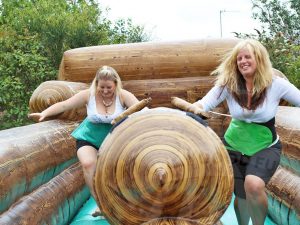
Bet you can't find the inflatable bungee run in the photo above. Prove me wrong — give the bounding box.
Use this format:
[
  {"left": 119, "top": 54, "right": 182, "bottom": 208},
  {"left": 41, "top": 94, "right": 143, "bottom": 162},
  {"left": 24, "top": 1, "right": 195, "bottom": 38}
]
[{"left": 0, "top": 39, "right": 299, "bottom": 225}]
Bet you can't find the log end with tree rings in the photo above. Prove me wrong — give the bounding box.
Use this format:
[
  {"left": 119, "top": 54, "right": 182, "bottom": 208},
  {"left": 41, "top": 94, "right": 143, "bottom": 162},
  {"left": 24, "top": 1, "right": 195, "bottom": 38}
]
[
  {"left": 29, "top": 80, "right": 89, "bottom": 121},
  {"left": 94, "top": 108, "right": 233, "bottom": 225}
]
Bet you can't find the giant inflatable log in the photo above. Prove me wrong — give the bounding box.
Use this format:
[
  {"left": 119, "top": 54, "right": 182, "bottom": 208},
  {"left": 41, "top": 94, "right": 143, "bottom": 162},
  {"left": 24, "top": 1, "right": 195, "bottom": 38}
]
[
  {"left": 123, "top": 76, "right": 216, "bottom": 108},
  {"left": 275, "top": 106, "right": 300, "bottom": 173},
  {"left": 267, "top": 167, "right": 300, "bottom": 225},
  {"left": 0, "top": 163, "right": 89, "bottom": 225},
  {"left": 94, "top": 108, "right": 233, "bottom": 225},
  {"left": 29, "top": 81, "right": 89, "bottom": 121},
  {"left": 265, "top": 106, "right": 300, "bottom": 224},
  {"left": 28, "top": 76, "right": 218, "bottom": 119},
  {"left": 58, "top": 39, "right": 240, "bottom": 82},
  {"left": 0, "top": 120, "right": 78, "bottom": 213}
]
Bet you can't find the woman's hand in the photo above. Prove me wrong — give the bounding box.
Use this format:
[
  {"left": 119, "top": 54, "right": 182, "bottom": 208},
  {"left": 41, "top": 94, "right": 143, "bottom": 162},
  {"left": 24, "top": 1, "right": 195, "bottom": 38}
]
[{"left": 28, "top": 112, "right": 46, "bottom": 122}]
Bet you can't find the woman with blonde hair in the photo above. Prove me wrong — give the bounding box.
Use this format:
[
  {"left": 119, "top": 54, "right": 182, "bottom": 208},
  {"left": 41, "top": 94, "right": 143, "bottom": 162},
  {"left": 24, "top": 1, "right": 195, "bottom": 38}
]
[
  {"left": 29, "top": 65, "right": 139, "bottom": 216},
  {"left": 191, "top": 39, "right": 300, "bottom": 225}
]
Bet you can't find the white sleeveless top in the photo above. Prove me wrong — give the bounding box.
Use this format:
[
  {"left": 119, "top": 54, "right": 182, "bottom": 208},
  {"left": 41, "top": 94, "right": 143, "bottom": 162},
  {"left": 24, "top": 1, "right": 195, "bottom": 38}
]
[{"left": 87, "top": 94, "right": 126, "bottom": 123}]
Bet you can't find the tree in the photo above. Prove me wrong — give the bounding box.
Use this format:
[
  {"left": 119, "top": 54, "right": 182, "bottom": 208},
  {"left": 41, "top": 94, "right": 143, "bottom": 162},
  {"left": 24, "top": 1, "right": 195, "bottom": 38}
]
[
  {"left": 252, "top": 0, "right": 300, "bottom": 43},
  {"left": 248, "top": 0, "right": 300, "bottom": 88},
  {"left": 110, "top": 18, "right": 152, "bottom": 44},
  {"left": 0, "top": 0, "right": 151, "bottom": 68},
  {"left": 0, "top": 0, "right": 151, "bottom": 130},
  {"left": 0, "top": 27, "right": 57, "bottom": 129}
]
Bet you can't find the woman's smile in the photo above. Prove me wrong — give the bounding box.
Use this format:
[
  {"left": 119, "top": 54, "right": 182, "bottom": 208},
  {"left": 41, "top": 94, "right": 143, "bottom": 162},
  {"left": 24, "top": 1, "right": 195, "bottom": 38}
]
[{"left": 237, "top": 48, "right": 257, "bottom": 78}]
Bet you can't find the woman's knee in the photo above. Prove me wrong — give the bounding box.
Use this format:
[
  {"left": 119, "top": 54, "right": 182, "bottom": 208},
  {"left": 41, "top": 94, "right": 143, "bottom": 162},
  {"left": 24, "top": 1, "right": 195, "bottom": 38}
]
[
  {"left": 80, "top": 157, "right": 97, "bottom": 171},
  {"left": 77, "top": 146, "right": 97, "bottom": 170},
  {"left": 244, "top": 175, "right": 265, "bottom": 197}
]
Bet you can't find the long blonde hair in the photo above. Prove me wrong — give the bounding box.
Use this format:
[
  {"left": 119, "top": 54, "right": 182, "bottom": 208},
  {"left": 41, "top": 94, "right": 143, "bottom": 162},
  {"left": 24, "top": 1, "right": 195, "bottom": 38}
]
[
  {"left": 212, "top": 39, "right": 273, "bottom": 109},
  {"left": 90, "top": 65, "right": 122, "bottom": 96}
]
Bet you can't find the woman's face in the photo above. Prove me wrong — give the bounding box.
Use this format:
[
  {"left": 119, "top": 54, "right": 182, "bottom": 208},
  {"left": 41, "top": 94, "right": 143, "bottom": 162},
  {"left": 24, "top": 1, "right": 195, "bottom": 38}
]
[
  {"left": 97, "top": 79, "right": 116, "bottom": 98},
  {"left": 237, "top": 47, "right": 257, "bottom": 79}
]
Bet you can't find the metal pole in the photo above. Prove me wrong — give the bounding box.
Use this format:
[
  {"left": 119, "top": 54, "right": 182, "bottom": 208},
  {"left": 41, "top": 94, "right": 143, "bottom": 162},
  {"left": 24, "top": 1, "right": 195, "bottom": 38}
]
[
  {"left": 219, "top": 9, "right": 239, "bottom": 38},
  {"left": 220, "top": 10, "right": 223, "bottom": 38}
]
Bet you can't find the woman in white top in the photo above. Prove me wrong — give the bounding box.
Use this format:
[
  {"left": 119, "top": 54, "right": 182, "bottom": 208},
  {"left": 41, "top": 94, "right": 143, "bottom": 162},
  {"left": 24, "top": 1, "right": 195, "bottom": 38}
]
[
  {"left": 29, "top": 66, "right": 139, "bottom": 215},
  {"left": 191, "top": 39, "right": 300, "bottom": 225}
]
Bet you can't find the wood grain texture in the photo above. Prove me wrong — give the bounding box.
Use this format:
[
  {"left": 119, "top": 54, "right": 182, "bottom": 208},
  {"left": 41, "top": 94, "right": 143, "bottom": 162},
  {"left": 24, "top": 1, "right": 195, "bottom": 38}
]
[
  {"left": 0, "top": 120, "right": 78, "bottom": 213},
  {"left": 171, "top": 97, "right": 211, "bottom": 119},
  {"left": 0, "top": 163, "right": 87, "bottom": 225},
  {"left": 123, "top": 76, "right": 215, "bottom": 108},
  {"left": 261, "top": 106, "right": 300, "bottom": 225},
  {"left": 111, "top": 97, "right": 152, "bottom": 125},
  {"left": 266, "top": 166, "right": 300, "bottom": 225},
  {"left": 94, "top": 108, "right": 233, "bottom": 225},
  {"left": 58, "top": 39, "right": 240, "bottom": 82},
  {"left": 275, "top": 106, "right": 300, "bottom": 174},
  {"left": 142, "top": 217, "right": 223, "bottom": 225},
  {"left": 29, "top": 80, "right": 89, "bottom": 121}
]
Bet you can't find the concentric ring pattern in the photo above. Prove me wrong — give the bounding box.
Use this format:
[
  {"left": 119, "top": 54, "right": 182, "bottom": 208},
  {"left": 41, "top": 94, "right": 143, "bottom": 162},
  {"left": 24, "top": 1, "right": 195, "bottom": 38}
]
[
  {"left": 94, "top": 108, "right": 233, "bottom": 225},
  {"left": 29, "top": 81, "right": 88, "bottom": 120}
]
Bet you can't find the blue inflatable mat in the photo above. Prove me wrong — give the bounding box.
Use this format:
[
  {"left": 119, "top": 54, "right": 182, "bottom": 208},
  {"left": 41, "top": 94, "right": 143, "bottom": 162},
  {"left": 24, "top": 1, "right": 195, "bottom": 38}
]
[{"left": 70, "top": 196, "right": 276, "bottom": 225}]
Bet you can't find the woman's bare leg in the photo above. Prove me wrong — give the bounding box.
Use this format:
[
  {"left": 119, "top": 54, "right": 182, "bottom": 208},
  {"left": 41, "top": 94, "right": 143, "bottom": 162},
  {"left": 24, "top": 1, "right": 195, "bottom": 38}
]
[
  {"left": 77, "top": 146, "right": 103, "bottom": 216},
  {"left": 77, "top": 146, "right": 98, "bottom": 199},
  {"left": 245, "top": 175, "right": 267, "bottom": 225},
  {"left": 234, "top": 197, "right": 250, "bottom": 225}
]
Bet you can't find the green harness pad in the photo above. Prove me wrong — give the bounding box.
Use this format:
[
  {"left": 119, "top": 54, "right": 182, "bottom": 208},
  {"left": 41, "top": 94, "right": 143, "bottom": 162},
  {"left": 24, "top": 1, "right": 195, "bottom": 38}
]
[
  {"left": 224, "top": 119, "right": 273, "bottom": 156},
  {"left": 71, "top": 118, "right": 112, "bottom": 149}
]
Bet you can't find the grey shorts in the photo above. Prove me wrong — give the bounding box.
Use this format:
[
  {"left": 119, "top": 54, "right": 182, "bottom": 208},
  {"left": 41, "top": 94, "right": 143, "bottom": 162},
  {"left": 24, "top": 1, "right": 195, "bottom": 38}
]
[{"left": 227, "top": 141, "right": 281, "bottom": 199}]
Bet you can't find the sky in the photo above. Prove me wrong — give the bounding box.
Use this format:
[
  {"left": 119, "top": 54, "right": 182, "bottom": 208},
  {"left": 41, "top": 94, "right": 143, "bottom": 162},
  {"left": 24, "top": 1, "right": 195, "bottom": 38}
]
[{"left": 97, "top": 0, "right": 262, "bottom": 41}]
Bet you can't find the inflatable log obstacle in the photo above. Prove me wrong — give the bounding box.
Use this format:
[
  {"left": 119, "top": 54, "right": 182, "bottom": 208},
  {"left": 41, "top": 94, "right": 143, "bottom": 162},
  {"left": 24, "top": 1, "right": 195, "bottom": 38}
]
[
  {"left": 94, "top": 108, "right": 233, "bottom": 225},
  {"left": 1, "top": 39, "right": 299, "bottom": 225},
  {"left": 0, "top": 120, "right": 90, "bottom": 224},
  {"left": 57, "top": 39, "right": 239, "bottom": 82}
]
